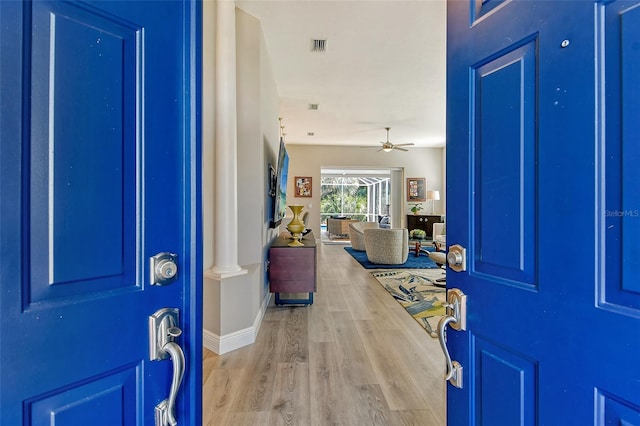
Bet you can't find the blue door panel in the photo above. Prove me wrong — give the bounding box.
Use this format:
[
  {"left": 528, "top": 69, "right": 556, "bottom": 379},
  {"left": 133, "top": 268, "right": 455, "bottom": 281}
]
[
  {"left": 597, "top": 390, "right": 640, "bottom": 425},
  {"left": 447, "top": 0, "right": 640, "bottom": 423},
  {"left": 620, "top": 4, "right": 640, "bottom": 295},
  {"left": 475, "top": 337, "right": 536, "bottom": 426},
  {"left": 2, "top": 295, "right": 146, "bottom": 412},
  {"left": 471, "top": 0, "right": 508, "bottom": 23},
  {"left": 1, "top": 1, "right": 202, "bottom": 424},
  {"left": 29, "top": 1, "right": 139, "bottom": 302},
  {"left": 29, "top": 366, "right": 138, "bottom": 426},
  {"left": 472, "top": 39, "right": 537, "bottom": 288},
  {"left": 604, "top": 1, "right": 640, "bottom": 311}
]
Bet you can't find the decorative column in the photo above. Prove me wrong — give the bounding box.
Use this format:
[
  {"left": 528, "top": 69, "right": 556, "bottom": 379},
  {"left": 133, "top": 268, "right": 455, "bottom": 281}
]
[{"left": 210, "top": 0, "right": 244, "bottom": 277}]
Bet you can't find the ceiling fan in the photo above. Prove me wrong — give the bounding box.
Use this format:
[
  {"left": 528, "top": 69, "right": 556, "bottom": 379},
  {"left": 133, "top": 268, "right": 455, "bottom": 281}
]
[{"left": 362, "top": 127, "right": 414, "bottom": 152}]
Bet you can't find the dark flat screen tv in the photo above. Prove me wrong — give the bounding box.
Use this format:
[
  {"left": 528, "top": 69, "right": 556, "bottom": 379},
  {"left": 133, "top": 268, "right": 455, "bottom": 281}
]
[{"left": 271, "top": 139, "right": 289, "bottom": 228}]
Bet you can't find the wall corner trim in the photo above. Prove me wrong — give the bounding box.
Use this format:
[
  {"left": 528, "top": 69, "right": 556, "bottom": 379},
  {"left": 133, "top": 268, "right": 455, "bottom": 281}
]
[
  {"left": 203, "top": 292, "right": 271, "bottom": 355},
  {"left": 204, "top": 267, "right": 248, "bottom": 280}
]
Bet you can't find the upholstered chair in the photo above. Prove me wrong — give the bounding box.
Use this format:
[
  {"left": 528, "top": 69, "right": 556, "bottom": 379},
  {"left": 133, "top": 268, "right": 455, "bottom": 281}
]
[
  {"left": 327, "top": 218, "right": 358, "bottom": 238},
  {"left": 349, "top": 221, "right": 380, "bottom": 251},
  {"left": 364, "top": 228, "right": 409, "bottom": 265},
  {"left": 433, "top": 222, "right": 446, "bottom": 243}
]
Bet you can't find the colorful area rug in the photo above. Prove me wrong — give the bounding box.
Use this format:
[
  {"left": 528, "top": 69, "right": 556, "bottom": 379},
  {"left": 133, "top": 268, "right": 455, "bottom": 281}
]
[
  {"left": 370, "top": 269, "right": 446, "bottom": 337},
  {"left": 344, "top": 246, "right": 439, "bottom": 269}
]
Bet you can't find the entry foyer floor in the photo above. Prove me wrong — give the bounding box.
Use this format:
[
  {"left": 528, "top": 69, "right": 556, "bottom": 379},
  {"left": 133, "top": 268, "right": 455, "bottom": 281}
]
[{"left": 202, "top": 241, "right": 446, "bottom": 425}]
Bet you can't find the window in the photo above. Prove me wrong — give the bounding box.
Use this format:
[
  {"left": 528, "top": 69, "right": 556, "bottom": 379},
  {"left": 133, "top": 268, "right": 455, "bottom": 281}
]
[{"left": 320, "top": 174, "right": 391, "bottom": 225}]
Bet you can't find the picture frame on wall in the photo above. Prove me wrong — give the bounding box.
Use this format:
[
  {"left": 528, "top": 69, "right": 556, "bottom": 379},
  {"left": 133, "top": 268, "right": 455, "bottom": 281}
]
[
  {"left": 407, "top": 177, "right": 426, "bottom": 202},
  {"left": 295, "top": 176, "right": 312, "bottom": 197}
]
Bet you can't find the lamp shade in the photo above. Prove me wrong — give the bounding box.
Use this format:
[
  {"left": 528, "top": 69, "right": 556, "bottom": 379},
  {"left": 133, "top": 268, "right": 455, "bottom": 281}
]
[{"left": 427, "top": 190, "right": 440, "bottom": 201}]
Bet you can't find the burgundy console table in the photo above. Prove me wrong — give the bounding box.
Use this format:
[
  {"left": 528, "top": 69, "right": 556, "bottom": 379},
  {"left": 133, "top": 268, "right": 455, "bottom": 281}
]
[{"left": 268, "top": 232, "right": 317, "bottom": 305}]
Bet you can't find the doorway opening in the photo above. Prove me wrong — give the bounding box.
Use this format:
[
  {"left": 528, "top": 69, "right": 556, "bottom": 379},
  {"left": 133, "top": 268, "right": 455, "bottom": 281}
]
[{"left": 320, "top": 167, "right": 402, "bottom": 241}]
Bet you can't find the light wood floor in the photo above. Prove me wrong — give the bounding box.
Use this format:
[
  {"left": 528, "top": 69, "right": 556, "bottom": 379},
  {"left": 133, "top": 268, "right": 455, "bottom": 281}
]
[{"left": 202, "top": 242, "right": 446, "bottom": 425}]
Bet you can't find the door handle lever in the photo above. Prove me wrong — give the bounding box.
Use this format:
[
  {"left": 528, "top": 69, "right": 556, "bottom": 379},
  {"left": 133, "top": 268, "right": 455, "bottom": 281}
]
[
  {"left": 160, "top": 341, "right": 185, "bottom": 426},
  {"left": 150, "top": 308, "right": 186, "bottom": 426},
  {"left": 437, "top": 289, "right": 466, "bottom": 389},
  {"left": 438, "top": 314, "right": 463, "bottom": 388}
]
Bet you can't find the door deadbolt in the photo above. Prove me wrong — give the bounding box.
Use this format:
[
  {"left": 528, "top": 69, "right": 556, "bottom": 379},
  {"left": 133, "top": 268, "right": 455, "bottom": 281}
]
[
  {"left": 150, "top": 252, "right": 178, "bottom": 285},
  {"left": 447, "top": 245, "right": 466, "bottom": 272}
]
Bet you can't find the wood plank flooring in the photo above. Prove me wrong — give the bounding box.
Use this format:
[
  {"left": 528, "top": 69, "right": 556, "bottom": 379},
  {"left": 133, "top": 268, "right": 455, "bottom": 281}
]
[{"left": 203, "top": 242, "right": 446, "bottom": 425}]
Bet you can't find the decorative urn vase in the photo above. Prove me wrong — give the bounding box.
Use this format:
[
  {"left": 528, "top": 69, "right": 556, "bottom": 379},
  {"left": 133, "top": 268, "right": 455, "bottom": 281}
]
[{"left": 286, "top": 205, "right": 305, "bottom": 247}]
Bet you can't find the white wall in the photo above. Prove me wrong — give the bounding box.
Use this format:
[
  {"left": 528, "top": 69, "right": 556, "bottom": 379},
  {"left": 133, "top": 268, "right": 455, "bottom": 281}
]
[
  {"left": 236, "top": 10, "right": 262, "bottom": 265},
  {"left": 441, "top": 144, "right": 447, "bottom": 218},
  {"left": 202, "top": 1, "right": 215, "bottom": 271},
  {"left": 202, "top": 0, "right": 218, "bottom": 336},
  {"left": 284, "top": 144, "right": 445, "bottom": 235},
  {"left": 202, "top": 4, "right": 281, "bottom": 354}
]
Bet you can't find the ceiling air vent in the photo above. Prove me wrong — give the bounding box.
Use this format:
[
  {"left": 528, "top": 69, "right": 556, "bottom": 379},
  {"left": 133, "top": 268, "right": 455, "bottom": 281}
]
[
  {"left": 308, "top": 103, "right": 319, "bottom": 110},
  {"left": 311, "top": 39, "right": 327, "bottom": 52}
]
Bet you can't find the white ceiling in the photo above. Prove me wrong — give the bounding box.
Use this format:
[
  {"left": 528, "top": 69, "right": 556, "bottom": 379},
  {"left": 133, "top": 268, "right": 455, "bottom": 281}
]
[
  {"left": 235, "top": 0, "right": 447, "bottom": 148},
  {"left": 321, "top": 167, "right": 392, "bottom": 177}
]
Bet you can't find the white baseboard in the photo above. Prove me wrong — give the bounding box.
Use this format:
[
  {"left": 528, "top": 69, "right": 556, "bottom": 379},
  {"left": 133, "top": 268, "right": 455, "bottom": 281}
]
[{"left": 203, "top": 293, "right": 271, "bottom": 355}]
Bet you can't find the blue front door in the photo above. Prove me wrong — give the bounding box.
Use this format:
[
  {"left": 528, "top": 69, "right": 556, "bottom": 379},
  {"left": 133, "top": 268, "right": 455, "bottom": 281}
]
[
  {"left": 447, "top": 0, "right": 640, "bottom": 423},
  {"left": 0, "top": 1, "right": 202, "bottom": 424}
]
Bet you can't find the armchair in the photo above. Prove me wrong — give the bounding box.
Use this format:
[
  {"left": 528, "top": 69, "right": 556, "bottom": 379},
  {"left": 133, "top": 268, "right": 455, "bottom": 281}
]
[
  {"left": 364, "top": 228, "right": 409, "bottom": 265},
  {"left": 349, "top": 221, "right": 380, "bottom": 251},
  {"left": 433, "top": 222, "right": 446, "bottom": 243},
  {"left": 327, "top": 218, "right": 357, "bottom": 239}
]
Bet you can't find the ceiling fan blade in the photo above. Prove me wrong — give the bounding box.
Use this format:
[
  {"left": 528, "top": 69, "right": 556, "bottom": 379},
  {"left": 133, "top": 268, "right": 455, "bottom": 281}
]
[{"left": 369, "top": 128, "right": 412, "bottom": 152}]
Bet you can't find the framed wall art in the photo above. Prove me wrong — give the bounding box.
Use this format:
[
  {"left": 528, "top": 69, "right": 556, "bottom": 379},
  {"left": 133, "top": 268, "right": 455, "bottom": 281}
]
[
  {"left": 295, "top": 176, "right": 312, "bottom": 197},
  {"left": 406, "top": 177, "right": 426, "bottom": 202}
]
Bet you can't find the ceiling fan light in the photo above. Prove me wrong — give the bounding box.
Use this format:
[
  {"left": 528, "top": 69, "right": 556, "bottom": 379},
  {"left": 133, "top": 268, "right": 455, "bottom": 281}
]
[{"left": 382, "top": 147, "right": 393, "bottom": 153}]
